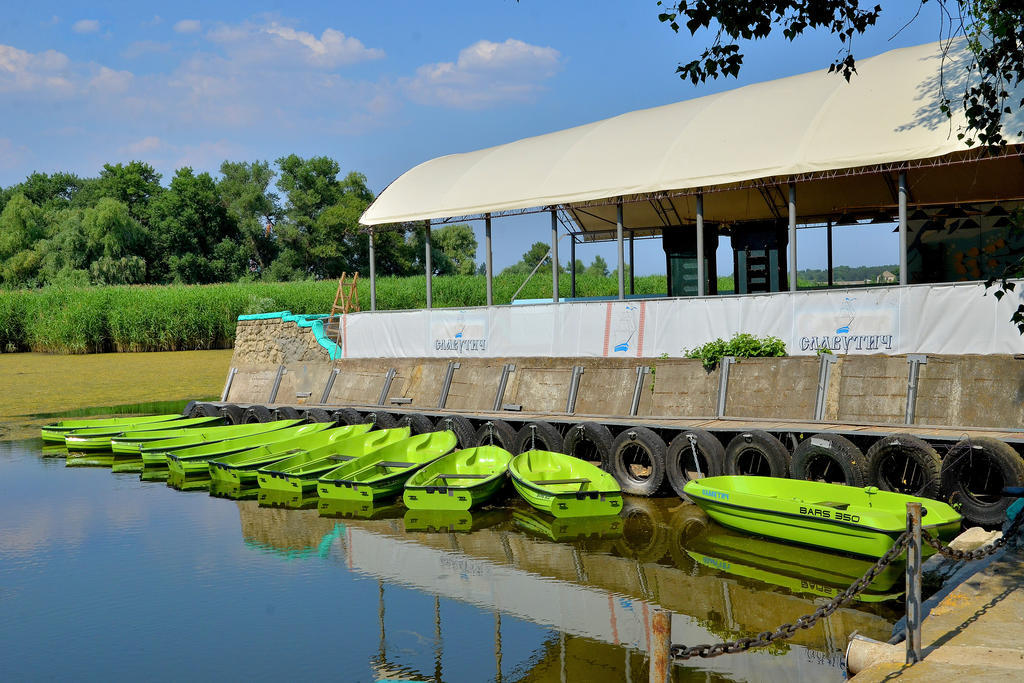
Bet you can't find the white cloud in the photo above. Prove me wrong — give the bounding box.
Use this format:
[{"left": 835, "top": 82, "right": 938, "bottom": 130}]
[
  {"left": 0, "top": 138, "right": 30, "bottom": 169},
  {"left": 174, "top": 19, "right": 201, "bottom": 34},
  {"left": 122, "top": 40, "right": 172, "bottom": 59},
  {"left": 72, "top": 19, "right": 101, "bottom": 34},
  {"left": 406, "top": 38, "right": 562, "bottom": 108},
  {"left": 0, "top": 45, "right": 74, "bottom": 94},
  {"left": 144, "top": 16, "right": 163, "bottom": 27},
  {"left": 207, "top": 20, "right": 385, "bottom": 68},
  {"left": 89, "top": 66, "right": 133, "bottom": 92},
  {"left": 118, "top": 136, "right": 163, "bottom": 155}
]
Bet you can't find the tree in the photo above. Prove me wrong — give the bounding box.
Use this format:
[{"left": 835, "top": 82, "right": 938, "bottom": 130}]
[
  {"left": 586, "top": 254, "right": 609, "bottom": 277},
  {"left": 432, "top": 224, "right": 478, "bottom": 275},
  {"left": 499, "top": 241, "right": 551, "bottom": 276},
  {"left": 217, "top": 160, "right": 282, "bottom": 275},
  {"left": 656, "top": 1, "right": 1024, "bottom": 147},
  {"left": 97, "top": 161, "right": 163, "bottom": 224}
]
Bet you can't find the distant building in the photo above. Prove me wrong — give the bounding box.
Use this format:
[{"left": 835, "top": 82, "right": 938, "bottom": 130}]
[{"left": 876, "top": 271, "right": 897, "bottom": 283}]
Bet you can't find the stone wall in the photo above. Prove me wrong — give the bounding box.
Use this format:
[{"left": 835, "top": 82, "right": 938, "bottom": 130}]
[{"left": 230, "top": 319, "right": 328, "bottom": 369}]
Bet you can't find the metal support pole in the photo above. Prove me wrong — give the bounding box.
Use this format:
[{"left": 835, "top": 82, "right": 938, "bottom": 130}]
[
  {"left": 220, "top": 367, "right": 238, "bottom": 402},
  {"left": 320, "top": 368, "right": 339, "bottom": 404},
  {"left": 629, "top": 366, "right": 650, "bottom": 416},
  {"left": 377, "top": 368, "right": 397, "bottom": 406},
  {"left": 570, "top": 235, "right": 577, "bottom": 298},
  {"left": 826, "top": 220, "right": 834, "bottom": 288},
  {"left": 696, "top": 193, "right": 706, "bottom": 296},
  {"left": 551, "top": 209, "right": 560, "bottom": 303},
  {"left": 268, "top": 365, "right": 285, "bottom": 403},
  {"left": 629, "top": 231, "right": 635, "bottom": 295},
  {"left": 905, "top": 502, "right": 923, "bottom": 664},
  {"left": 368, "top": 228, "right": 377, "bottom": 311},
  {"left": 437, "top": 361, "right": 460, "bottom": 409},
  {"left": 650, "top": 609, "right": 671, "bottom": 683},
  {"left": 716, "top": 356, "right": 736, "bottom": 417},
  {"left": 905, "top": 354, "right": 928, "bottom": 424},
  {"left": 565, "top": 366, "right": 585, "bottom": 414},
  {"left": 485, "top": 213, "right": 493, "bottom": 307},
  {"left": 617, "top": 199, "right": 625, "bottom": 300},
  {"left": 424, "top": 220, "right": 433, "bottom": 309},
  {"left": 493, "top": 363, "right": 515, "bottom": 412},
  {"left": 899, "top": 171, "right": 909, "bottom": 286},
  {"left": 788, "top": 182, "right": 797, "bottom": 292},
  {"left": 813, "top": 353, "right": 838, "bottom": 421}
]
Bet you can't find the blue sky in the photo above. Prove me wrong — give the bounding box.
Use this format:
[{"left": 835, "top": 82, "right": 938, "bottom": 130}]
[{"left": 0, "top": 2, "right": 945, "bottom": 274}]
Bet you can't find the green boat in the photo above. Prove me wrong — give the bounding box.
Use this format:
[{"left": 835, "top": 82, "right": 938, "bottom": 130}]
[
  {"left": 403, "top": 508, "right": 509, "bottom": 533},
  {"left": 686, "top": 523, "right": 904, "bottom": 603},
  {"left": 257, "top": 427, "right": 412, "bottom": 493},
  {"left": 165, "top": 422, "right": 333, "bottom": 478},
  {"left": 509, "top": 450, "right": 623, "bottom": 518},
  {"left": 683, "top": 475, "right": 962, "bottom": 558},
  {"left": 208, "top": 423, "right": 373, "bottom": 486},
  {"left": 108, "top": 417, "right": 228, "bottom": 454},
  {"left": 43, "top": 414, "right": 183, "bottom": 443},
  {"left": 317, "top": 431, "right": 457, "bottom": 502},
  {"left": 138, "top": 420, "right": 302, "bottom": 471},
  {"left": 402, "top": 446, "right": 512, "bottom": 511},
  {"left": 65, "top": 416, "right": 223, "bottom": 452}
]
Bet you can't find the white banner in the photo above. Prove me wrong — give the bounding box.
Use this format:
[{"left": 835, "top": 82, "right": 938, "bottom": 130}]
[{"left": 336, "top": 281, "right": 1024, "bottom": 359}]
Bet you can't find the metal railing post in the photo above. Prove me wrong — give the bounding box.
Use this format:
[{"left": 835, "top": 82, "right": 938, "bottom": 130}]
[{"left": 905, "top": 501, "right": 923, "bottom": 664}]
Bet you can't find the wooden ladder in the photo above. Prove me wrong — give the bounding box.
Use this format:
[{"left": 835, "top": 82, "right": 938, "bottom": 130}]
[{"left": 331, "top": 272, "right": 360, "bottom": 315}]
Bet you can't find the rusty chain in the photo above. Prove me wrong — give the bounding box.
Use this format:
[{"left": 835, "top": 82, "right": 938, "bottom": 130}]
[
  {"left": 922, "top": 502, "right": 1024, "bottom": 561},
  {"left": 671, "top": 532, "right": 912, "bottom": 660},
  {"left": 672, "top": 505, "right": 1024, "bottom": 660}
]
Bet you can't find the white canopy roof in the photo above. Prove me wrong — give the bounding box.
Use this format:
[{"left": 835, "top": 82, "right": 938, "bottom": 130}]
[{"left": 360, "top": 40, "right": 1024, "bottom": 231}]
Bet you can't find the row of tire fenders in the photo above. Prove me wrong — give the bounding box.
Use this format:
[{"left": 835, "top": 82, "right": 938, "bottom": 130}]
[{"left": 192, "top": 402, "right": 1024, "bottom": 528}]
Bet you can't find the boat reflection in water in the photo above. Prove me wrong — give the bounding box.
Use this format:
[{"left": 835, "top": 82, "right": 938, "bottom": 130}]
[
  {"left": 209, "top": 481, "right": 259, "bottom": 500},
  {"left": 166, "top": 470, "right": 213, "bottom": 492},
  {"left": 321, "top": 497, "right": 406, "bottom": 521},
  {"left": 258, "top": 488, "right": 319, "bottom": 510},
  {"left": 403, "top": 507, "right": 509, "bottom": 533},
  {"left": 234, "top": 495, "right": 897, "bottom": 681}
]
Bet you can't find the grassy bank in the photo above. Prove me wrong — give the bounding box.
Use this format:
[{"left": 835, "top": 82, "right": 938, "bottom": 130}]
[{"left": 1, "top": 273, "right": 732, "bottom": 354}]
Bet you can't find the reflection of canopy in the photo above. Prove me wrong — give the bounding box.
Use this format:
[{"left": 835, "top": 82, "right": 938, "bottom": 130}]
[{"left": 360, "top": 40, "right": 1024, "bottom": 235}]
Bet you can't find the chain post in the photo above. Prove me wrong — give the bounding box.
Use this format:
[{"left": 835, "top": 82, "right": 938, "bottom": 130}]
[{"left": 905, "top": 502, "right": 923, "bottom": 664}]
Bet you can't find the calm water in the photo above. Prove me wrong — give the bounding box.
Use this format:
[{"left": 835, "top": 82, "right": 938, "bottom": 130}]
[{"left": 0, "top": 434, "right": 899, "bottom": 682}]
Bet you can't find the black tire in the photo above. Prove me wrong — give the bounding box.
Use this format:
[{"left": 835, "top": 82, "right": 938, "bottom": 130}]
[
  {"left": 609, "top": 426, "right": 667, "bottom": 496},
  {"left": 397, "top": 413, "right": 436, "bottom": 435},
  {"left": 866, "top": 434, "right": 942, "bottom": 498},
  {"left": 244, "top": 405, "right": 273, "bottom": 423},
  {"left": 191, "top": 402, "right": 221, "bottom": 419},
  {"left": 941, "top": 437, "right": 1024, "bottom": 526},
  {"left": 474, "top": 419, "right": 518, "bottom": 450},
  {"left": 668, "top": 503, "right": 710, "bottom": 568},
  {"left": 563, "top": 423, "right": 614, "bottom": 471},
  {"left": 333, "top": 408, "right": 365, "bottom": 426},
  {"left": 666, "top": 429, "right": 725, "bottom": 498},
  {"left": 514, "top": 421, "right": 565, "bottom": 454},
  {"left": 615, "top": 498, "right": 670, "bottom": 563},
  {"left": 792, "top": 433, "right": 868, "bottom": 487},
  {"left": 365, "top": 411, "right": 397, "bottom": 429},
  {"left": 220, "top": 404, "right": 247, "bottom": 425},
  {"left": 275, "top": 406, "right": 303, "bottom": 421},
  {"left": 434, "top": 415, "right": 476, "bottom": 449},
  {"left": 304, "top": 408, "right": 334, "bottom": 424},
  {"left": 724, "top": 430, "right": 790, "bottom": 478}
]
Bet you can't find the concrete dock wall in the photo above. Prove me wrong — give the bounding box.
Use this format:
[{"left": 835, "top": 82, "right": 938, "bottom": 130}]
[{"left": 225, "top": 317, "right": 1024, "bottom": 431}]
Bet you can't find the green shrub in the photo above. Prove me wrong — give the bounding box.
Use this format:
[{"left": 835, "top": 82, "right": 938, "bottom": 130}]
[{"left": 685, "top": 333, "right": 787, "bottom": 371}]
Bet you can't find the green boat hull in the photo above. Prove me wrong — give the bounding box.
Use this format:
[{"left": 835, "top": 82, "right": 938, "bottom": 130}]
[
  {"left": 41, "top": 414, "right": 182, "bottom": 442},
  {"left": 63, "top": 416, "right": 222, "bottom": 451},
  {"left": 683, "top": 475, "right": 962, "bottom": 558},
  {"left": 128, "top": 420, "right": 302, "bottom": 457},
  {"left": 403, "top": 446, "right": 511, "bottom": 511},
  {"left": 316, "top": 431, "right": 457, "bottom": 501},
  {"left": 208, "top": 424, "right": 373, "bottom": 486},
  {"left": 257, "top": 427, "right": 411, "bottom": 493},
  {"left": 509, "top": 450, "right": 623, "bottom": 518},
  {"left": 165, "top": 423, "right": 331, "bottom": 478}
]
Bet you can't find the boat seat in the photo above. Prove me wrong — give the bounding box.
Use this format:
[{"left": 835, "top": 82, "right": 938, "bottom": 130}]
[
  {"left": 376, "top": 460, "right": 416, "bottom": 468},
  {"left": 533, "top": 478, "right": 590, "bottom": 485},
  {"left": 435, "top": 473, "right": 489, "bottom": 480},
  {"left": 327, "top": 454, "right": 356, "bottom": 461},
  {"left": 814, "top": 501, "right": 850, "bottom": 510}
]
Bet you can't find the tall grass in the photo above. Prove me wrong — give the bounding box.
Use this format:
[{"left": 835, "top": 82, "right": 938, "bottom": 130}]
[{"left": 0, "top": 272, "right": 728, "bottom": 354}]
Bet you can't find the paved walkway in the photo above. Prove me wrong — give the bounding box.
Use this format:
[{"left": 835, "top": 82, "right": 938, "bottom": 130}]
[{"left": 852, "top": 544, "right": 1024, "bottom": 681}]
